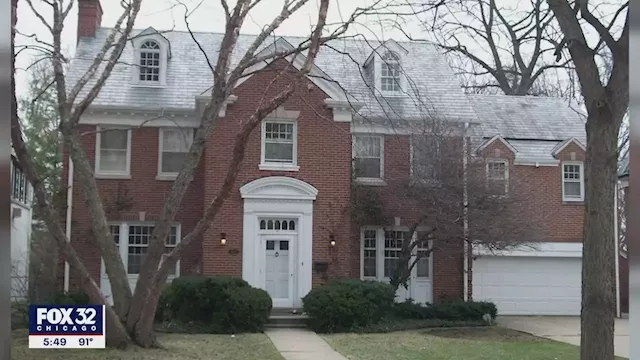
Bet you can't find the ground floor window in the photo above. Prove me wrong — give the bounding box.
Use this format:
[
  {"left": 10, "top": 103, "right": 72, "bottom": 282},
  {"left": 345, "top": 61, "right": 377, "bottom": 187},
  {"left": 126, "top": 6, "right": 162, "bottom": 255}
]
[
  {"left": 104, "top": 222, "right": 180, "bottom": 277},
  {"left": 361, "top": 227, "right": 431, "bottom": 281}
]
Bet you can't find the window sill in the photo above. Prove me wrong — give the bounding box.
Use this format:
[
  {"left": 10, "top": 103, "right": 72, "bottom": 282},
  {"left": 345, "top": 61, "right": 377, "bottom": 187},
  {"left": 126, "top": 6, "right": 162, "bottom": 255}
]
[
  {"left": 156, "top": 174, "right": 178, "bottom": 181},
  {"left": 259, "top": 163, "right": 300, "bottom": 172},
  {"left": 130, "top": 83, "right": 166, "bottom": 89},
  {"left": 563, "top": 200, "right": 584, "bottom": 205},
  {"left": 355, "top": 178, "right": 387, "bottom": 186},
  {"left": 95, "top": 173, "right": 131, "bottom": 180}
]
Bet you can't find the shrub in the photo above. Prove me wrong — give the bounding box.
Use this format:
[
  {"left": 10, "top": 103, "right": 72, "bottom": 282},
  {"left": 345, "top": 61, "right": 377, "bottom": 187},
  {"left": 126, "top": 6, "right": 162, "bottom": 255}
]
[
  {"left": 392, "top": 299, "right": 434, "bottom": 319},
  {"left": 158, "top": 276, "right": 272, "bottom": 333},
  {"left": 11, "top": 301, "right": 29, "bottom": 329},
  {"left": 166, "top": 276, "right": 250, "bottom": 323},
  {"left": 211, "top": 287, "right": 272, "bottom": 333},
  {"left": 432, "top": 300, "right": 497, "bottom": 322},
  {"left": 53, "top": 290, "right": 90, "bottom": 305},
  {"left": 392, "top": 299, "right": 497, "bottom": 323},
  {"left": 302, "top": 279, "right": 395, "bottom": 333}
]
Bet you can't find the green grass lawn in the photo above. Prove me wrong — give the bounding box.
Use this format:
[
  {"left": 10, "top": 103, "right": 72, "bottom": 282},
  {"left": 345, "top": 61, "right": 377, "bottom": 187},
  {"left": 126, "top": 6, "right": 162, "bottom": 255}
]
[
  {"left": 323, "top": 327, "right": 601, "bottom": 360},
  {"left": 12, "top": 330, "right": 284, "bottom": 360}
]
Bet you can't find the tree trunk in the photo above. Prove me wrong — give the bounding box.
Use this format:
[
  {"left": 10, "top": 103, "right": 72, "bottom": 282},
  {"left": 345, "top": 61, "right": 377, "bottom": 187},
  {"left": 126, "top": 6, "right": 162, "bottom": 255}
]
[{"left": 580, "top": 106, "right": 618, "bottom": 360}]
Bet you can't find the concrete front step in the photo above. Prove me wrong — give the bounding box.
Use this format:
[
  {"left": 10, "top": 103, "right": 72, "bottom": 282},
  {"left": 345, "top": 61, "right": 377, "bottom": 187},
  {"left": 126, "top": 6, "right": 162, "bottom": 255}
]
[{"left": 267, "top": 310, "right": 309, "bottom": 329}]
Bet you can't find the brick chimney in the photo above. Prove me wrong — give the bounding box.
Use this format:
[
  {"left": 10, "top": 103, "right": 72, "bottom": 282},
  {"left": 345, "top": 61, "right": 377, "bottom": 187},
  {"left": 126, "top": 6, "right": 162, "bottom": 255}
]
[{"left": 77, "top": 0, "right": 103, "bottom": 38}]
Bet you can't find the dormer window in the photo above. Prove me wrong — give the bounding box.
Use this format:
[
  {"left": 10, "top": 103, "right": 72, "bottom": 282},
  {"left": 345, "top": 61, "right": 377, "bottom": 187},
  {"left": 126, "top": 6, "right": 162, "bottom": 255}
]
[
  {"left": 131, "top": 28, "right": 170, "bottom": 87},
  {"left": 380, "top": 51, "right": 401, "bottom": 94},
  {"left": 139, "top": 40, "right": 161, "bottom": 83}
]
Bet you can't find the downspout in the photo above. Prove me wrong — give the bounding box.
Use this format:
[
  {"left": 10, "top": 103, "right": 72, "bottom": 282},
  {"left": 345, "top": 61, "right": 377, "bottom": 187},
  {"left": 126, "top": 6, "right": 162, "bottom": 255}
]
[
  {"left": 614, "top": 180, "right": 621, "bottom": 318},
  {"left": 64, "top": 157, "right": 73, "bottom": 292},
  {"left": 463, "top": 122, "right": 470, "bottom": 302}
]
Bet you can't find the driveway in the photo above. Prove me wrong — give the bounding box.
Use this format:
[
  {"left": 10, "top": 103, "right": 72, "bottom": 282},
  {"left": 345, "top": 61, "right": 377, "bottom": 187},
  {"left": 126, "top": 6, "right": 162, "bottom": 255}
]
[{"left": 498, "top": 316, "right": 629, "bottom": 359}]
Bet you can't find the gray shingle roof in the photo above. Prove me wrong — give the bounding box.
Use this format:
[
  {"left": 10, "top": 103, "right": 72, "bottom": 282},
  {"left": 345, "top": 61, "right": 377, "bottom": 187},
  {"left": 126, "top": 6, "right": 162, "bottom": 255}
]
[
  {"left": 468, "top": 94, "right": 586, "bottom": 162},
  {"left": 67, "top": 28, "right": 477, "bottom": 122}
]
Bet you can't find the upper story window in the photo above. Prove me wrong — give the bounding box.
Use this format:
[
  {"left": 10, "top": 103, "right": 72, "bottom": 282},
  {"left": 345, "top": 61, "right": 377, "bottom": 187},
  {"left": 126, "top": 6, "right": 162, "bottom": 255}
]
[
  {"left": 95, "top": 127, "right": 131, "bottom": 178},
  {"left": 353, "top": 134, "right": 384, "bottom": 183},
  {"left": 139, "top": 41, "right": 161, "bottom": 83},
  {"left": 260, "top": 120, "right": 299, "bottom": 171},
  {"left": 411, "top": 135, "right": 441, "bottom": 182},
  {"left": 380, "top": 51, "right": 401, "bottom": 94},
  {"left": 486, "top": 159, "right": 508, "bottom": 196},
  {"left": 158, "top": 128, "right": 194, "bottom": 179},
  {"left": 11, "top": 160, "right": 29, "bottom": 205},
  {"left": 562, "top": 162, "right": 584, "bottom": 202}
]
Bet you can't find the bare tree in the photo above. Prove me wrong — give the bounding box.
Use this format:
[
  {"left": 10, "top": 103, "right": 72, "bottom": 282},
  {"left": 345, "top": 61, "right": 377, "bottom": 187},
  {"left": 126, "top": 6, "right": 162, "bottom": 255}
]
[
  {"left": 11, "top": 0, "right": 381, "bottom": 348},
  {"left": 544, "top": 1, "right": 628, "bottom": 360},
  {"left": 380, "top": 0, "right": 576, "bottom": 97},
  {"left": 352, "top": 118, "right": 546, "bottom": 293}
]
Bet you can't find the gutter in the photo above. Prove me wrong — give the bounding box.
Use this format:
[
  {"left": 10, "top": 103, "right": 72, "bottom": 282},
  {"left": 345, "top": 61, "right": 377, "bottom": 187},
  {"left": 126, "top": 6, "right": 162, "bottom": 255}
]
[
  {"left": 64, "top": 157, "right": 73, "bottom": 292},
  {"left": 614, "top": 180, "right": 621, "bottom": 318}
]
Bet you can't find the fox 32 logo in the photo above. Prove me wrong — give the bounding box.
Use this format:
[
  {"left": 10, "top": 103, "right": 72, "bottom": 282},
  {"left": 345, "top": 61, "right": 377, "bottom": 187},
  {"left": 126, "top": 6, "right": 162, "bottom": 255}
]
[{"left": 29, "top": 305, "right": 105, "bottom": 335}]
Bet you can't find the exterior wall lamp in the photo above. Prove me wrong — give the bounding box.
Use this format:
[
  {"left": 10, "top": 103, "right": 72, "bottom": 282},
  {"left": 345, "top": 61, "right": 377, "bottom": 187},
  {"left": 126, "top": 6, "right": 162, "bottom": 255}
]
[
  {"left": 220, "top": 232, "right": 226, "bottom": 245},
  {"left": 330, "top": 234, "right": 336, "bottom": 247}
]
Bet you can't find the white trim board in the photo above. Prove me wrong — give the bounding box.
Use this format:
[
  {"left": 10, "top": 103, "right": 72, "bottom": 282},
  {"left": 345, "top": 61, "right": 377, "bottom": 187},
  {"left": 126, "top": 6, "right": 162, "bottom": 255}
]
[{"left": 473, "top": 242, "right": 583, "bottom": 258}]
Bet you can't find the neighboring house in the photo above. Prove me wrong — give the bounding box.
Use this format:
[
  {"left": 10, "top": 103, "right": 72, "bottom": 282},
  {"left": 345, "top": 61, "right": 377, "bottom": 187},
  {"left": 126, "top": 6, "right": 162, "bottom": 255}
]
[
  {"left": 63, "top": 0, "right": 592, "bottom": 315},
  {"left": 11, "top": 150, "right": 33, "bottom": 300}
]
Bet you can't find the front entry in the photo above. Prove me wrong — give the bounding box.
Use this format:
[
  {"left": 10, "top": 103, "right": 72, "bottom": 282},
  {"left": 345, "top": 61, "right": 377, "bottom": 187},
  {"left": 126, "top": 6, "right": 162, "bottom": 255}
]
[{"left": 265, "top": 238, "right": 294, "bottom": 308}]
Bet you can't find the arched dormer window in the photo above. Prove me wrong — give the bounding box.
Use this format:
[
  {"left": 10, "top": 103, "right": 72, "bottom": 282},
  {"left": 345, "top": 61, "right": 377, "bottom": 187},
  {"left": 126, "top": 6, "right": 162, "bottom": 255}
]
[
  {"left": 139, "top": 40, "right": 161, "bottom": 83},
  {"left": 380, "top": 51, "right": 401, "bottom": 94}
]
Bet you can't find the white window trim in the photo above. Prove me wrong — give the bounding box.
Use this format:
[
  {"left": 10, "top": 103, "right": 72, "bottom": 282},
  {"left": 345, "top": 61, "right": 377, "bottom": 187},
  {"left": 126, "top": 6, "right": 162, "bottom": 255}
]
[
  {"left": 360, "top": 226, "right": 432, "bottom": 282},
  {"left": 157, "top": 127, "right": 194, "bottom": 180},
  {"left": 95, "top": 126, "right": 132, "bottom": 179},
  {"left": 562, "top": 161, "right": 585, "bottom": 202},
  {"left": 103, "top": 222, "right": 181, "bottom": 279},
  {"left": 486, "top": 159, "right": 509, "bottom": 196},
  {"left": 259, "top": 119, "right": 300, "bottom": 171},
  {"left": 131, "top": 37, "right": 168, "bottom": 88},
  {"left": 353, "top": 134, "right": 386, "bottom": 185},
  {"left": 375, "top": 51, "right": 405, "bottom": 98}
]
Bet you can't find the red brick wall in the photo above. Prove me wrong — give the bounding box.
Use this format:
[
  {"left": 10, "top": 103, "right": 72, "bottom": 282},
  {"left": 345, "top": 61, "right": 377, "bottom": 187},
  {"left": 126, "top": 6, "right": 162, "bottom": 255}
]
[
  {"left": 201, "top": 62, "right": 353, "bottom": 285},
  {"left": 62, "top": 126, "right": 205, "bottom": 290}
]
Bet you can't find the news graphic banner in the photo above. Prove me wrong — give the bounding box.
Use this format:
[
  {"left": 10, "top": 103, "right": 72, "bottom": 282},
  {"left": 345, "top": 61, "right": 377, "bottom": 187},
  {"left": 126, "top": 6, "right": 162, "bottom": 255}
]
[{"left": 29, "top": 305, "right": 106, "bottom": 349}]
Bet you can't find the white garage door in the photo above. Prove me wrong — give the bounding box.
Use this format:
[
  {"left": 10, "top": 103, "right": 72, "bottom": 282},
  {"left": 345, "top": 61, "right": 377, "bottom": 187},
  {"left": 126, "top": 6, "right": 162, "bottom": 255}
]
[{"left": 473, "top": 256, "right": 582, "bottom": 316}]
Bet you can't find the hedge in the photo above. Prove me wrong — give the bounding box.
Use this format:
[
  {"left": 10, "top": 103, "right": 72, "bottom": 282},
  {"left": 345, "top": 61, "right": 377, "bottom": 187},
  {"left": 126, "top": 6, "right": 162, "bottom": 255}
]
[
  {"left": 157, "top": 276, "right": 272, "bottom": 333},
  {"left": 302, "top": 279, "right": 396, "bottom": 333}
]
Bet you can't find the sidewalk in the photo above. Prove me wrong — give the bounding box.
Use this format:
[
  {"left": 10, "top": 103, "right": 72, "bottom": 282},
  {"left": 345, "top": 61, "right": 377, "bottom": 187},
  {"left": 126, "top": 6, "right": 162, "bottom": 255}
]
[{"left": 265, "top": 328, "right": 347, "bottom": 360}]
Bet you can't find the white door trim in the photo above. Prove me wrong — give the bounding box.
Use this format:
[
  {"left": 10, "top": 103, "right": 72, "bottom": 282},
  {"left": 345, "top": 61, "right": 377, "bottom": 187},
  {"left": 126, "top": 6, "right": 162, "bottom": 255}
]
[{"left": 240, "top": 176, "right": 317, "bottom": 309}]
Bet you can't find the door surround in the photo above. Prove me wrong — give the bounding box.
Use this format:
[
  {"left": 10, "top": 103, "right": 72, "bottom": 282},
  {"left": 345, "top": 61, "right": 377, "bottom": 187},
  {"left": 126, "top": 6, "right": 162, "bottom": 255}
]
[{"left": 240, "top": 176, "right": 318, "bottom": 309}]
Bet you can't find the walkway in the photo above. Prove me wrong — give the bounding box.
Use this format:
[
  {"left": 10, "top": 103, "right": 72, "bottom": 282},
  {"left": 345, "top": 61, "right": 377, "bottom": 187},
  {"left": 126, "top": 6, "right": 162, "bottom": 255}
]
[
  {"left": 499, "top": 316, "right": 629, "bottom": 359},
  {"left": 265, "top": 328, "right": 347, "bottom": 360}
]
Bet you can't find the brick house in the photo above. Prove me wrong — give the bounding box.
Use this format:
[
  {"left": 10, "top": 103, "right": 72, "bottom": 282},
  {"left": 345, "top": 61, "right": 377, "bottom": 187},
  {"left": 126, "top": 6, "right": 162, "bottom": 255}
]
[{"left": 62, "top": 0, "right": 606, "bottom": 315}]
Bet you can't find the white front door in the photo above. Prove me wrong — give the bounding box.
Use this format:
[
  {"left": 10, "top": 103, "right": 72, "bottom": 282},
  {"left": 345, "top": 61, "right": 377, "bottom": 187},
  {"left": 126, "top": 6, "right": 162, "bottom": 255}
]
[{"left": 265, "top": 238, "right": 294, "bottom": 308}]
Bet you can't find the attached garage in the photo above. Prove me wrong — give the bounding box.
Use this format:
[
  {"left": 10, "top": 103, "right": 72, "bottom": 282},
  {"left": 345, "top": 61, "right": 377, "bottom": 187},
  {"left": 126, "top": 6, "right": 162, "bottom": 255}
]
[{"left": 472, "top": 243, "right": 582, "bottom": 316}]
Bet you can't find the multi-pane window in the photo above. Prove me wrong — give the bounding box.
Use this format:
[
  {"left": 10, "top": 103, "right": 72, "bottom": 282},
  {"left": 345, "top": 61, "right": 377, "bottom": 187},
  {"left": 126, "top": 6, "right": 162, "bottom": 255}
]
[
  {"left": 411, "top": 135, "right": 441, "bottom": 181},
  {"left": 363, "top": 230, "right": 377, "bottom": 278},
  {"left": 380, "top": 51, "right": 401, "bottom": 93},
  {"left": 563, "top": 162, "right": 584, "bottom": 201},
  {"left": 384, "top": 230, "right": 407, "bottom": 278},
  {"left": 486, "top": 160, "right": 508, "bottom": 196},
  {"left": 139, "top": 41, "right": 161, "bottom": 82},
  {"left": 353, "top": 135, "right": 383, "bottom": 179},
  {"left": 263, "top": 121, "right": 296, "bottom": 165},
  {"left": 415, "top": 231, "right": 430, "bottom": 278},
  {"left": 159, "top": 128, "right": 193, "bottom": 175},
  {"left": 11, "top": 161, "right": 29, "bottom": 204},
  {"left": 126, "top": 225, "right": 179, "bottom": 275},
  {"left": 97, "top": 128, "right": 130, "bottom": 175}
]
